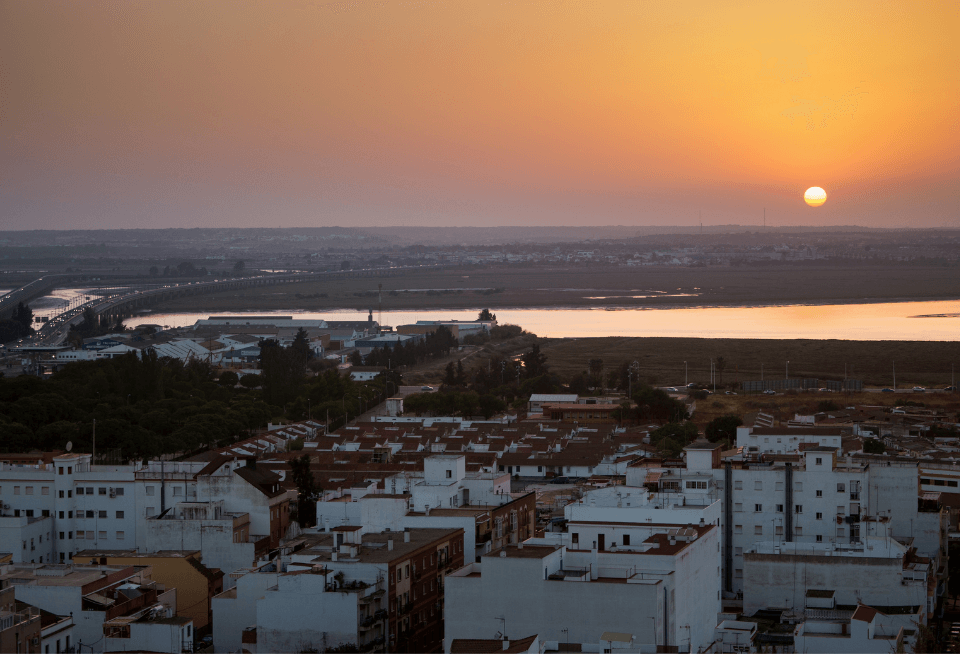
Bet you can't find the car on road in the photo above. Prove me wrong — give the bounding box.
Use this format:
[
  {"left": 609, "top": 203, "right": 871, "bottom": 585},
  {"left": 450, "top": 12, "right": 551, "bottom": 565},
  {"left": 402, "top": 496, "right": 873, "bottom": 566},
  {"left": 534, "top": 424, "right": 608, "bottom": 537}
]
[
  {"left": 420, "top": 386, "right": 434, "bottom": 391},
  {"left": 724, "top": 391, "right": 737, "bottom": 395},
  {"left": 913, "top": 386, "right": 925, "bottom": 393},
  {"left": 664, "top": 387, "right": 678, "bottom": 392},
  {"left": 945, "top": 386, "right": 957, "bottom": 392},
  {"left": 763, "top": 389, "right": 776, "bottom": 395},
  {"left": 880, "top": 388, "right": 894, "bottom": 393}
]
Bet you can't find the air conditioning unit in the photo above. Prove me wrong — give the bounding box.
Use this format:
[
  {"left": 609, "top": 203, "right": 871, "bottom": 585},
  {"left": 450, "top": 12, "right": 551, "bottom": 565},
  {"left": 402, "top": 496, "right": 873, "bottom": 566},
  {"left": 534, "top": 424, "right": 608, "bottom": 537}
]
[{"left": 30, "top": 637, "right": 39, "bottom": 645}]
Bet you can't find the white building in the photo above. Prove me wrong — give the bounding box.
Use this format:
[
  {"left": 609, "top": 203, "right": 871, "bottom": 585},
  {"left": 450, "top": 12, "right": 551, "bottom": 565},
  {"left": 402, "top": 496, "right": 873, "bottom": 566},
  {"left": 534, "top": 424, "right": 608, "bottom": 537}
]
[
  {"left": 736, "top": 426, "right": 844, "bottom": 454},
  {"left": 793, "top": 604, "right": 915, "bottom": 653},
  {"left": 445, "top": 522, "right": 721, "bottom": 654}
]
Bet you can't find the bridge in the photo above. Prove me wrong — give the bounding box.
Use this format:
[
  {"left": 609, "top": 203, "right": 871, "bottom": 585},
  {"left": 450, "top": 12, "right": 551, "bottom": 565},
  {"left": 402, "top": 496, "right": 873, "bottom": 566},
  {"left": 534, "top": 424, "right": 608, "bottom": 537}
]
[
  {"left": 10, "top": 264, "right": 448, "bottom": 345},
  {"left": 0, "top": 275, "right": 72, "bottom": 320}
]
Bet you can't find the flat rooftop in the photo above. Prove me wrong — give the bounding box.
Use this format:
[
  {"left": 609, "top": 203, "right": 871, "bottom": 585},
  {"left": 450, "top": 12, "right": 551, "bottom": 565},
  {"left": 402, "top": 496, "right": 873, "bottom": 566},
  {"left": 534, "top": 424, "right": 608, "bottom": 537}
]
[{"left": 293, "top": 528, "right": 463, "bottom": 564}]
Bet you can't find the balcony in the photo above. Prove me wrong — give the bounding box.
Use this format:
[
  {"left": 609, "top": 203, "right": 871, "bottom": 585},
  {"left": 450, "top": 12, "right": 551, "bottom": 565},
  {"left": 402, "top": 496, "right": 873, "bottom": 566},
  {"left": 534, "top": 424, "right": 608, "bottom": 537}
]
[{"left": 850, "top": 492, "right": 860, "bottom": 501}]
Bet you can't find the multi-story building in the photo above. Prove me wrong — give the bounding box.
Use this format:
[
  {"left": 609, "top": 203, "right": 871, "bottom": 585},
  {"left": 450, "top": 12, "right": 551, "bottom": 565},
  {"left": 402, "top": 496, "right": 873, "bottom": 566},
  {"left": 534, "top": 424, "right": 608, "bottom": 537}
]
[
  {"left": 445, "top": 521, "right": 721, "bottom": 654},
  {"left": 0, "top": 563, "right": 177, "bottom": 654},
  {"left": 0, "top": 586, "right": 41, "bottom": 654},
  {"left": 0, "top": 453, "right": 293, "bottom": 572},
  {"left": 215, "top": 527, "right": 464, "bottom": 653}
]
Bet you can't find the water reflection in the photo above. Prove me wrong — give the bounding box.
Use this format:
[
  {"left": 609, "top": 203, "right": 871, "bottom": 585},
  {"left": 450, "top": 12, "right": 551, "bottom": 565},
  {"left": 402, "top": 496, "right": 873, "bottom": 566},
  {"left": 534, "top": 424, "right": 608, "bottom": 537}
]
[{"left": 121, "top": 299, "right": 960, "bottom": 341}]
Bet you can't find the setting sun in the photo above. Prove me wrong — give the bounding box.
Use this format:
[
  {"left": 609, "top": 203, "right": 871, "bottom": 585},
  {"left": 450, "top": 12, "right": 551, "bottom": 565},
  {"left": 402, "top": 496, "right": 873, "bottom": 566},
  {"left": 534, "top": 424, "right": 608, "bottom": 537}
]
[{"left": 804, "top": 187, "right": 827, "bottom": 207}]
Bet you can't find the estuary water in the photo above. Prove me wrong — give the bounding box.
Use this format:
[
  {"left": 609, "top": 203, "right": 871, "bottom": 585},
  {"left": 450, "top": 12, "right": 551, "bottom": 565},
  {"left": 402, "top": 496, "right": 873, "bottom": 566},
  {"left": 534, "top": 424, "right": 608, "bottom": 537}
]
[{"left": 120, "top": 299, "right": 960, "bottom": 341}]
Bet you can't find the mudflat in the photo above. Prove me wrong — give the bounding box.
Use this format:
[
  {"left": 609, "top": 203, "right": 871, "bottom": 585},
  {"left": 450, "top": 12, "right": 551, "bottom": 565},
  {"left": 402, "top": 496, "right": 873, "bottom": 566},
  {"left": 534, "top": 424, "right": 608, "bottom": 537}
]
[{"left": 152, "top": 262, "right": 958, "bottom": 313}]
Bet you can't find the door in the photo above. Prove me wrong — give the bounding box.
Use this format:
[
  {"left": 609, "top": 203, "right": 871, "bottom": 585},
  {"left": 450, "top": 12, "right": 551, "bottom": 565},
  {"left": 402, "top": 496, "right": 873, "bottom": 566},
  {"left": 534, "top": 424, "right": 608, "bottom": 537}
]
[{"left": 597, "top": 533, "right": 605, "bottom": 551}]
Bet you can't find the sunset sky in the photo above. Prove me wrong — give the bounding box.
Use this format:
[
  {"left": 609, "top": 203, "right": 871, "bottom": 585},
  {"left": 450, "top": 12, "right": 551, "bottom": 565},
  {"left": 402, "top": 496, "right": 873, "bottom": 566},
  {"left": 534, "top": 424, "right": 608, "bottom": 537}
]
[{"left": 2, "top": 1, "right": 958, "bottom": 230}]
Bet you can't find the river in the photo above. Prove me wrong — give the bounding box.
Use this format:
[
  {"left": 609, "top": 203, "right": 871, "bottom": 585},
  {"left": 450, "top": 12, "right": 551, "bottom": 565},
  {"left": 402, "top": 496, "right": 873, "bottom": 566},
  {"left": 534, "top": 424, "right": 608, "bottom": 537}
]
[{"left": 117, "top": 299, "right": 960, "bottom": 341}]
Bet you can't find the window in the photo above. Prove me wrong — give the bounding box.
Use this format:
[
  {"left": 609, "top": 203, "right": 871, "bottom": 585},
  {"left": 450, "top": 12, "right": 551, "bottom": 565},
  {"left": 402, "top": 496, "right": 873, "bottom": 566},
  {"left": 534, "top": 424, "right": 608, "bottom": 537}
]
[
  {"left": 816, "top": 535, "right": 823, "bottom": 542},
  {"left": 26, "top": 486, "right": 34, "bottom": 495},
  {"left": 734, "top": 481, "right": 742, "bottom": 490},
  {"left": 795, "top": 527, "right": 803, "bottom": 535},
  {"left": 397, "top": 569, "right": 402, "bottom": 582},
  {"left": 623, "top": 535, "right": 630, "bottom": 546},
  {"left": 116, "top": 511, "right": 124, "bottom": 519},
  {"left": 26, "top": 510, "right": 34, "bottom": 517},
  {"left": 116, "top": 531, "right": 124, "bottom": 540},
  {"left": 98, "top": 511, "right": 107, "bottom": 519},
  {"left": 537, "top": 466, "right": 543, "bottom": 473},
  {"left": 571, "top": 532, "right": 579, "bottom": 545},
  {"left": 98, "top": 487, "right": 107, "bottom": 495},
  {"left": 59, "top": 490, "right": 64, "bottom": 498},
  {"left": 754, "top": 481, "right": 762, "bottom": 491},
  {"left": 734, "top": 525, "right": 743, "bottom": 534},
  {"left": 754, "top": 504, "right": 762, "bottom": 512},
  {"left": 950, "top": 481, "right": 959, "bottom": 488},
  {"left": 837, "top": 506, "right": 845, "bottom": 516},
  {"left": 42, "top": 486, "right": 49, "bottom": 495},
  {"left": 76, "top": 487, "right": 84, "bottom": 495},
  {"left": 405, "top": 564, "right": 409, "bottom": 579},
  {"left": 446, "top": 470, "right": 452, "bottom": 479},
  {"left": 775, "top": 526, "right": 783, "bottom": 535},
  {"left": 816, "top": 490, "right": 823, "bottom": 497},
  {"left": 815, "top": 457, "right": 823, "bottom": 465},
  {"left": 86, "top": 510, "right": 94, "bottom": 518},
  {"left": 59, "top": 532, "right": 64, "bottom": 540},
  {"left": 686, "top": 480, "right": 707, "bottom": 489},
  {"left": 836, "top": 527, "right": 845, "bottom": 538},
  {"left": 735, "top": 568, "right": 743, "bottom": 579},
  {"left": 59, "top": 467, "right": 64, "bottom": 475},
  {"left": 114, "top": 487, "right": 124, "bottom": 496},
  {"left": 59, "top": 511, "right": 64, "bottom": 519},
  {"left": 837, "top": 483, "right": 845, "bottom": 493},
  {"left": 76, "top": 531, "right": 85, "bottom": 540},
  {"left": 13, "top": 486, "right": 19, "bottom": 495},
  {"left": 776, "top": 504, "right": 784, "bottom": 513},
  {"left": 920, "top": 478, "right": 931, "bottom": 485},
  {"left": 754, "top": 525, "right": 763, "bottom": 535},
  {"left": 795, "top": 505, "right": 803, "bottom": 514},
  {"left": 173, "top": 487, "right": 182, "bottom": 496},
  {"left": 67, "top": 490, "right": 71, "bottom": 498},
  {"left": 775, "top": 482, "right": 784, "bottom": 491},
  {"left": 734, "top": 547, "right": 743, "bottom": 556},
  {"left": 816, "top": 512, "right": 823, "bottom": 520},
  {"left": 146, "top": 486, "right": 155, "bottom": 496}
]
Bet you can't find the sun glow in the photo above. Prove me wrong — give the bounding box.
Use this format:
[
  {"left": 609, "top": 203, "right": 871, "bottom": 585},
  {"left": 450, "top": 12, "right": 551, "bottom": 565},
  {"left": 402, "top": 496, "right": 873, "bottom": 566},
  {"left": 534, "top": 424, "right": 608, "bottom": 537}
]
[{"left": 804, "top": 187, "right": 827, "bottom": 207}]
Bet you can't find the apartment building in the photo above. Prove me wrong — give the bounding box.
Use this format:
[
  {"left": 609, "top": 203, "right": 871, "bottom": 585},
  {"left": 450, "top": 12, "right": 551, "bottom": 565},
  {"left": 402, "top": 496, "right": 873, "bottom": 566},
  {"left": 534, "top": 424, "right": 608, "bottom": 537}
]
[
  {"left": 0, "top": 564, "right": 176, "bottom": 654},
  {"left": 0, "top": 586, "right": 41, "bottom": 654},
  {"left": 215, "top": 527, "right": 465, "bottom": 653},
  {"left": 445, "top": 521, "right": 721, "bottom": 654},
  {"left": 0, "top": 454, "right": 293, "bottom": 572}
]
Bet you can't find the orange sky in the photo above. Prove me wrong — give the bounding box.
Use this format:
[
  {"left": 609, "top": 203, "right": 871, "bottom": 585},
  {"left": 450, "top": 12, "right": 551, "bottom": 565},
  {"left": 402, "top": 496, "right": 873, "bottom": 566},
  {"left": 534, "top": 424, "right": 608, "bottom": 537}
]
[{"left": 2, "top": 1, "right": 958, "bottom": 229}]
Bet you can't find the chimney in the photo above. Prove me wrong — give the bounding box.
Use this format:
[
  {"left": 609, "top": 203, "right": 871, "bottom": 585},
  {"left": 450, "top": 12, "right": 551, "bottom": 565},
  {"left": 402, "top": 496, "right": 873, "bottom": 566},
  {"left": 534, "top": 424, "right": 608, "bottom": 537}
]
[
  {"left": 502, "top": 638, "right": 510, "bottom": 650},
  {"left": 387, "top": 539, "right": 394, "bottom": 551},
  {"left": 404, "top": 529, "right": 410, "bottom": 543},
  {"left": 699, "top": 518, "right": 705, "bottom": 527}
]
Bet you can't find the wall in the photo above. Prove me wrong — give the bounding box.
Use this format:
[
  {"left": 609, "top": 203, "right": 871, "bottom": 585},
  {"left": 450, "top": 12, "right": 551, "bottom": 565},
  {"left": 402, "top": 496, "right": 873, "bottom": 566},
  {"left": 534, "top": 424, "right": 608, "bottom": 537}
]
[
  {"left": 213, "top": 571, "right": 279, "bottom": 653},
  {"left": 444, "top": 549, "right": 663, "bottom": 652},
  {"left": 256, "top": 573, "right": 358, "bottom": 653},
  {"left": 141, "top": 517, "right": 256, "bottom": 588}
]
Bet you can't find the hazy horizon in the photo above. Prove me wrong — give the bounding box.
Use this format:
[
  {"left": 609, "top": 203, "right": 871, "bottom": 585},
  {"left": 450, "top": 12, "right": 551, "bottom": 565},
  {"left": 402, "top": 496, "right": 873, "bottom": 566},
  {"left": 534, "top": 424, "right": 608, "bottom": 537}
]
[{"left": 2, "top": 1, "right": 958, "bottom": 230}]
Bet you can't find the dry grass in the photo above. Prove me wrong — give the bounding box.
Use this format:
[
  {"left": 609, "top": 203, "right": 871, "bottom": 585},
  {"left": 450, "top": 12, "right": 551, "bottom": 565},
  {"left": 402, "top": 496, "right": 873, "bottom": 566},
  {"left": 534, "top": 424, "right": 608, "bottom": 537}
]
[
  {"left": 154, "top": 262, "right": 960, "bottom": 313},
  {"left": 538, "top": 337, "right": 960, "bottom": 389}
]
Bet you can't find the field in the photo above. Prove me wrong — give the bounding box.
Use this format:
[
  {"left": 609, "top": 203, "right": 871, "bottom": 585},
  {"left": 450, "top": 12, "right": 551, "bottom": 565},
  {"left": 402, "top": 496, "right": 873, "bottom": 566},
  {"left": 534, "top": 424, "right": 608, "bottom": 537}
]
[
  {"left": 538, "top": 337, "right": 960, "bottom": 389},
  {"left": 152, "top": 262, "right": 959, "bottom": 313}
]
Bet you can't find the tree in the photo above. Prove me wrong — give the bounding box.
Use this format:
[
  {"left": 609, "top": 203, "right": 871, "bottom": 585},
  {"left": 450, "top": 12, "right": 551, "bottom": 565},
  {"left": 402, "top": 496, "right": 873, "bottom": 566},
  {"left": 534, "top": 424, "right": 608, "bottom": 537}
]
[
  {"left": 521, "top": 344, "right": 548, "bottom": 378},
  {"left": 715, "top": 356, "right": 727, "bottom": 387},
  {"left": 443, "top": 362, "right": 457, "bottom": 387},
  {"left": 218, "top": 371, "right": 239, "bottom": 387},
  {"left": 588, "top": 358, "right": 604, "bottom": 391},
  {"left": 12, "top": 302, "right": 34, "bottom": 334},
  {"left": 349, "top": 349, "right": 363, "bottom": 366},
  {"left": 650, "top": 421, "right": 700, "bottom": 457},
  {"left": 289, "top": 454, "right": 319, "bottom": 528},
  {"left": 148, "top": 265, "right": 159, "bottom": 276},
  {"left": 705, "top": 415, "right": 743, "bottom": 444},
  {"left": 233, "top": 260, "right": 245, "bottom": 272},
  {"left": 239, "top": 374, "right": 262, "bottom": 389},
  {"left": 478, "top": 308, "right": 496, "bottom": 322},
  {"left": 456, "top": 359, "right": 466, "bottom": 386},
  {"left": 863, "top": 438, "right": 886, "bottom": 454}
]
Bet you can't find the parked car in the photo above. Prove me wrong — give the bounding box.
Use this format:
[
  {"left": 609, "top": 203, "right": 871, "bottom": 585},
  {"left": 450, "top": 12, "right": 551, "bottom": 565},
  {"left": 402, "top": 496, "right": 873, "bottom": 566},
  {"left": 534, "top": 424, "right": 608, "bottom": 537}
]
[
  {"left": 551, "top": 477, "right": 571, "bottom": 484},
  {"left": 763, "top": 389, "right": 776, "bottom": 395},
  {"left": 944, "top": 386, "right": 957, "bottom": 391},
  {"left": 421, "top": 386, "right": 434, "bottom": 391},
  {"left": 881, "top": 388, "right": 894, "bottom": 393},
  {"left": 664, "top": 387, "right": 678, "bottom": 392}
]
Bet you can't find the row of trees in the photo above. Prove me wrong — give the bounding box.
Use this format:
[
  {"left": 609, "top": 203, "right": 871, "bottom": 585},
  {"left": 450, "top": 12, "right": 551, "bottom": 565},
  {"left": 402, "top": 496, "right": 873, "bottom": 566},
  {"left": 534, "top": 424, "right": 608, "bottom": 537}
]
[{"left": 352, "top": 325, "right": 459, "bottom": 368}]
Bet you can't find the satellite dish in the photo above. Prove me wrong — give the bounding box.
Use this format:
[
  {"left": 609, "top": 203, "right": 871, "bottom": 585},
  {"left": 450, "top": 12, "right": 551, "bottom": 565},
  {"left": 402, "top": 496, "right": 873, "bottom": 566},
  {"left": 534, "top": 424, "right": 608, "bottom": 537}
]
[{"left": 66, "top": 441, "right": 73, "bottom": 452}]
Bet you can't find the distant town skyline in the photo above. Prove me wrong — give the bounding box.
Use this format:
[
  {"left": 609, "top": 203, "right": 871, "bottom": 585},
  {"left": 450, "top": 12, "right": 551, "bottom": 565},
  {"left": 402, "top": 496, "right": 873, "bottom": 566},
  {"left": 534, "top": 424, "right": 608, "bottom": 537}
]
[{"left": 2, "top": 1, "right": 957, "bottom": 230}]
